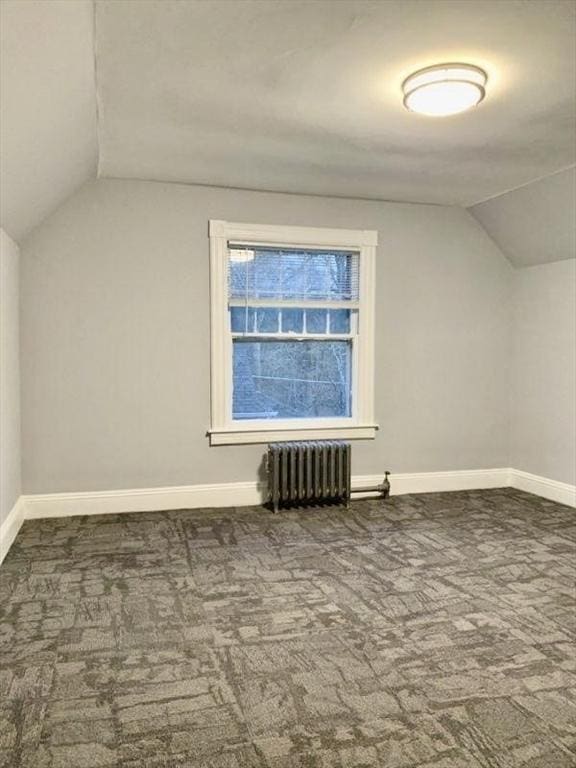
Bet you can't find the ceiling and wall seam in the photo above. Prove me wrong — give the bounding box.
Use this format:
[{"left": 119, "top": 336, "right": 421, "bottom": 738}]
[
  {"left": 100, "top": 175, "right": 451, "bottom": 208},
  {"left": 467, "top": 163, "right": 576, "bottom": 208},
  {"left": 462, "top": 208, "right": 518, "bottom": 271}
]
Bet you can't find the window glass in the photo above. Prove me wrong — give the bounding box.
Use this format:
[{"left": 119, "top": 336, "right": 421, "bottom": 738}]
[
  {"left": 230, "top": 307, "right": 255, "bottom": 333},
  {"left": 281, "top": 309, "right": 304, "bottom": 334},
  {"left": 226, "top": 240, "right": 368, "bottom": 426},
  {"left": 256, "top": 308, "right": 280, "bottom": 333},
  {"left": 329, "top": 309, "right": 351, "bottom": 334},
  {"left": 233, "top": 340, "right": 351, "bottom": 420},
  {"left": 306, "top": 308, "right": 328, "bottom": 334}
]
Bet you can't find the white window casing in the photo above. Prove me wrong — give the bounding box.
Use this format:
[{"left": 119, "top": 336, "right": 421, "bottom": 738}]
[{"left": 208, "top": 220, "right": 378, "bottom": 445}]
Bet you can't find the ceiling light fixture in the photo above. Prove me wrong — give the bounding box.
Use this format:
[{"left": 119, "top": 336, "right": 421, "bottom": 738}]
[{"left": 402, "top": 63, "right": 487, "bottom": 117}]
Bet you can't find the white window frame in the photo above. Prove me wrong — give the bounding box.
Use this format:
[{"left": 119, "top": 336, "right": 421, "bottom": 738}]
[{"left": 208, "top": 219, "right": 378, "bottom": 445}]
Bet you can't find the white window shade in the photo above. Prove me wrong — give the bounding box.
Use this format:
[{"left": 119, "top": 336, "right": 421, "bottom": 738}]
[{"left": 229, "top": 246, "right": 360, "bottom": 304}]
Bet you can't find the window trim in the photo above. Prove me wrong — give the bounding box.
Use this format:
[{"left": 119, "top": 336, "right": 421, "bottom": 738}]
[{"left": 208, "top": 220, "right": 378, "bottom": 446}]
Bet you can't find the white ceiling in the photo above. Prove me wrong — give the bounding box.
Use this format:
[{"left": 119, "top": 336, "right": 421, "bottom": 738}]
[
  {"left": 470, "top": 166, "right": 576, "bottom": 267},
  {"left": 95, "top": 0, "right": 576, "bottom": 207},
  {"left": 0, "top": 0, "right": 98, "bottom": 241},
  {"left": 0, "top": 0, "right": 574, "bottom": 268}
]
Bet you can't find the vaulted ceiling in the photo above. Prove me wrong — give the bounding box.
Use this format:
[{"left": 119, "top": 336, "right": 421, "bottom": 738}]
[
  {"left": 470, "top": 167, "right": 576, "bottom": 268},
  {"left": 0, "top": 0, "right": 98, "bottom": 242},
  {"left": 1, "top": 0, "right": 574, "bottom": 267}
]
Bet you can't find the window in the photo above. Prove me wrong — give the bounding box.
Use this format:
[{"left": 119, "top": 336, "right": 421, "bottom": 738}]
[{"left": 208, "top": 221, "right": 378, "bottom": 445}]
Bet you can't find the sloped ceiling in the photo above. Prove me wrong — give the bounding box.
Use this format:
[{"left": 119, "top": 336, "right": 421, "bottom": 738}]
[
  {"left": 470, "top": 167, "right": 576, "bottom": 267},
  {"left": 0, "top": 0, "right": 98, "bottom": 241},
  {"left": 94, "top": 0, "right": 576, "bottom": 207}
]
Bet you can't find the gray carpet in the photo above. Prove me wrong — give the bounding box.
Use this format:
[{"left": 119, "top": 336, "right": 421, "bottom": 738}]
[{"left": 1, "top": 488, "right": 575, "bottom": 767}]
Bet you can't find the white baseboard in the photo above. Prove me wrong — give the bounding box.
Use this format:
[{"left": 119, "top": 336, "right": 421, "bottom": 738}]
[
  {"left": 0, "top": 496, "right": 26, "bottom": 565},
  {"left": 24, "top": 481, "right": 265, "bottom": 520},
  {"left": 1, "top": 468, "right": 570, "bottom": 565},
  {"left": 354, "top": 468, "right": 511, "bottom": 497},
  {"left": 509, "top": 469, "right": 576, "bottom": 508},
  {"left": 22, "top": 468, "right": 510, "bottom": 521}
]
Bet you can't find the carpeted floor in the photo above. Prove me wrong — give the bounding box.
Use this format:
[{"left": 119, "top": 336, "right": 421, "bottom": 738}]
[{"left": 1, "top": 488, "right": 575, "bottom": 768}]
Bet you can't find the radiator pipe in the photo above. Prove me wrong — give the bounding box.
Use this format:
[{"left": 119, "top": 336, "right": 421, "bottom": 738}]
[{"left": 350, "top": 471, "right": 391, "bottom": 499}]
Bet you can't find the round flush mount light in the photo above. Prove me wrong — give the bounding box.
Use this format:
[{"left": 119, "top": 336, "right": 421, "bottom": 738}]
[{"left": 402, "top": 63, "right": 487, "bottom": 116}]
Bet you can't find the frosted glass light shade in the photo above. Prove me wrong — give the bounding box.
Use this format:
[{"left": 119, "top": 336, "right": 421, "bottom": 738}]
[{"left": 403, "top": 64, "right": 487, "bottom": 116}]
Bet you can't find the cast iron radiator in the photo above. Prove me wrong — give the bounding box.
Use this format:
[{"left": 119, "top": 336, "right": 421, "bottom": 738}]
[{"left": 267, "top": 441, "right": 351, "bottom": 513}]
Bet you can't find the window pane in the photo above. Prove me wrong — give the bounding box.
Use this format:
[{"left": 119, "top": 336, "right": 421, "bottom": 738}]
[
  {"left": 230, "top": 307, "right": 255, "bottom": 333},
  {"left": 229, "top": 247, "right": 358, "bottom": 302},
  {"left": 329, "top": 309, "right": 351, "bottom": 334},
  {"left": 281, "top": 308, "right": 304, "bottom": 334},
  {"left": 256, "top": 308, "right": 279, "bottom": 333},
  {"left": 254, "top": 251, "right": 278, "bottom": 299},
  {"left": 306, "top": 308, "right": 328, "bottom": 334},
  {"left": 229, "top": 256, "right": 254, "bottom": 297},
  {"left": 233, "top": 340, "right": 351, "bottom": 420}
]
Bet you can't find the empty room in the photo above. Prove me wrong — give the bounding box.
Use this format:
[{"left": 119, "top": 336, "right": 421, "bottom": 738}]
[{"left": 1, "top": 1, "right": 575, "bottom": 766}]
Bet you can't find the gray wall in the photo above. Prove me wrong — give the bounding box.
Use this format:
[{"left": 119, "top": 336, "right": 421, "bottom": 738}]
[
  {"left": 511, "top": 259, "right": 576, "bottom": 485},
  {"left": 21, "top": 179, "right": 512, "bottom": 494},
  {"left": 0, "top": 228, "right": 21, "bottom": 523}
]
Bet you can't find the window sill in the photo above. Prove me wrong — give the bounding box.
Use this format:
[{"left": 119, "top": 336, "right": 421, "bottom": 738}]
[{"left": 209, "top": 424, "right": 378, "bottom": 446}]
